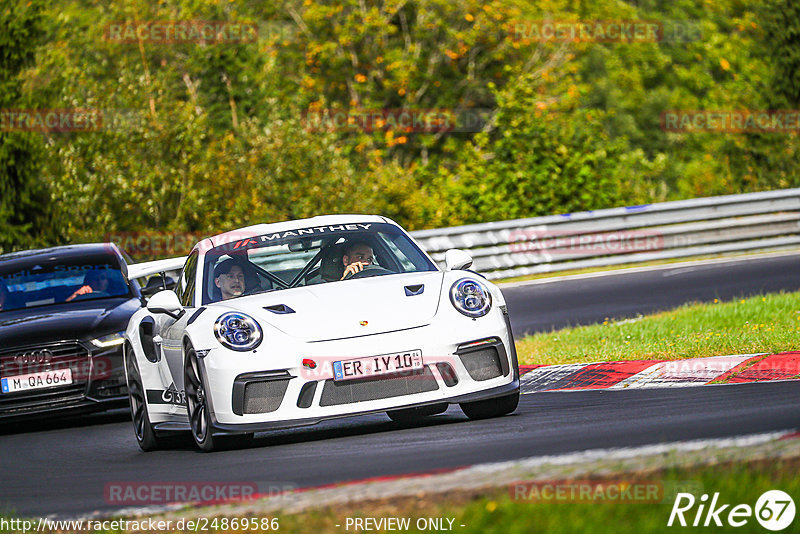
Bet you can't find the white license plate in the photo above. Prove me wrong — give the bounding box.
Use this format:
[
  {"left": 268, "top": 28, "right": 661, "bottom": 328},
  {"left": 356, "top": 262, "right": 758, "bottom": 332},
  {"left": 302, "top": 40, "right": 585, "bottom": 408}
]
[
  {"left": 1, "top": 369, "right": 73, "bottom": 393},
  {"left": 333, "top": 350, "right": 423, "bottom": 381}
]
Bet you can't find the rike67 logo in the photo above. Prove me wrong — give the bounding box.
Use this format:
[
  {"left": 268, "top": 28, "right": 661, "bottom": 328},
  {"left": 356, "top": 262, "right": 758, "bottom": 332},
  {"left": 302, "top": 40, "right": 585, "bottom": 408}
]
[{"left": 668, "top": 490, "right": 795, "bottom": 531}]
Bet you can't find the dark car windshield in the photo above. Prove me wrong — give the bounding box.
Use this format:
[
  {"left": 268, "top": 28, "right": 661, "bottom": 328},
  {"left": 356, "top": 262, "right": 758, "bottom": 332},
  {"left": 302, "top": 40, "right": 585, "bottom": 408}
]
[
  {"left": 202, "top": 222, "right": 437, "bottom": 305},
  {"left": 0, "top": 252, "right": 131, "bottom": 312}
]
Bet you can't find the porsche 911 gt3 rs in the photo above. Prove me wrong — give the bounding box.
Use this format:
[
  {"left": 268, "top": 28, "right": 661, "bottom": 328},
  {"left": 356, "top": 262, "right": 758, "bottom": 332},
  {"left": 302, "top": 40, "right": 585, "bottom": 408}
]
[{"left": 124, "top": 215, "right": 519, "bottom": 451}]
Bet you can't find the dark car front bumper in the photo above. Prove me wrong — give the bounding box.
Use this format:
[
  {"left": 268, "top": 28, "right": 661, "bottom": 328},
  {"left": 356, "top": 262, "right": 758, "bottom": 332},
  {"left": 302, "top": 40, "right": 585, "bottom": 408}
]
[{"left": 0, "top": 340, "right": 128, "bottom": 420}]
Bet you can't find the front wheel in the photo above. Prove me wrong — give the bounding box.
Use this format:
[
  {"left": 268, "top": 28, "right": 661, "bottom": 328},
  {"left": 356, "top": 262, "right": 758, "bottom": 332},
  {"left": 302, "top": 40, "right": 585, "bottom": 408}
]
[
  {"left": 184, "top": 345, "right": 218, "bottom": 452},
  {"left": 184, "top": 345, "right": 254, "bottom": 451},
  {"left": 460, "top": 391, "right": 519, "bottom": 420},
  {"left": 125, "top": 342, "right": 166, "bottom": 451}
]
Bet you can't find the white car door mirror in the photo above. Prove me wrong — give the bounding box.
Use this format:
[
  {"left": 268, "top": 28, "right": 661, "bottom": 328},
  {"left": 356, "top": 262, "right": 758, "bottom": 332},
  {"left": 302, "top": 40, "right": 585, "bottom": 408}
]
[
  {"left": 444, "top": 249, "right": 473, "bottom": 271},
  {"left": 146, "top": 290, "right": 185, "bottom": 319}
]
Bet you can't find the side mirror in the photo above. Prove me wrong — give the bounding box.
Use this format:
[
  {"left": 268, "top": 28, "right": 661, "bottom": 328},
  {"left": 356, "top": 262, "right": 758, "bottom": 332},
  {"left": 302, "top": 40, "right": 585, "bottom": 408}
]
[
  {"left": 146, "top": 290, "right": 184, "bottom": 320},
  {"left": 141, "top": 275, "right": 177, "bottom": 298},
  {"left": 444, "top": 249, "right": 473, "bottom": 271}
]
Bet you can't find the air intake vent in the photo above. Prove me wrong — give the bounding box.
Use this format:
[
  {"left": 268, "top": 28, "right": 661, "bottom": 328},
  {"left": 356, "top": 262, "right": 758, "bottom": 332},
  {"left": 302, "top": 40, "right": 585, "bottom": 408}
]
[
  {"left": 459, "top": 347, "right": 503, "bottom": 381},
  {"left": 243, "top": 380, "right": 290, "bottom": 414},
  {"left": 404, "top": 284, "right": 424, "bottom": 296},
  {"left": 436, "top": 362, "right": 459, "bottom": 387},
  {"left": 297, "top": 382, "right": 317, "bottom": 408},
  {"left": 264, "top": 304, "right": 296, "bottom": 314}
]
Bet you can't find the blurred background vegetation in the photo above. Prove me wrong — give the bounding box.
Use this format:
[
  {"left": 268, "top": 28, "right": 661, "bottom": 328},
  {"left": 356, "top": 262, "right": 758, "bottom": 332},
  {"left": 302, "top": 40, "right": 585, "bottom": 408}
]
[{"left": 1, "top": 0, "right": 798, "bottom": 258}]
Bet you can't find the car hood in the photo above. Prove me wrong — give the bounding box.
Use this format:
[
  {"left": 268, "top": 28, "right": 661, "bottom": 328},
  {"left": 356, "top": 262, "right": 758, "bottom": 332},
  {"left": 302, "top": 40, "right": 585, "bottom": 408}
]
[
  {"left": 0, "top": 297, "right": 141, "bottom": 348},
  {"left": 220, "top": 271, "right": 445, "bottom": 343}
]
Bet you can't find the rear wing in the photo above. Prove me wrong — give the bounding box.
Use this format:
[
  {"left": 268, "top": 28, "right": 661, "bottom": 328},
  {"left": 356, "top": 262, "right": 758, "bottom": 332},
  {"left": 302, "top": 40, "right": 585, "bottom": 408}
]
[{"left": 127, "top": 257, "right": 186, "bottom": 280}]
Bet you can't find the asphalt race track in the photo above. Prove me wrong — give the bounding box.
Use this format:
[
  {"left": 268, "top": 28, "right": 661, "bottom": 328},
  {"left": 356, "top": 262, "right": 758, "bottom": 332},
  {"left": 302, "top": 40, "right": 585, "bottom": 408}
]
[
  {"left": 503, "top": 253, "right": 800, "bottom": 336},
  {"left": 1, "top": 253, "right": 799, "bottom": 517},
  {"left": 3, "top": 382, "right": 799, "bottom": 517}
]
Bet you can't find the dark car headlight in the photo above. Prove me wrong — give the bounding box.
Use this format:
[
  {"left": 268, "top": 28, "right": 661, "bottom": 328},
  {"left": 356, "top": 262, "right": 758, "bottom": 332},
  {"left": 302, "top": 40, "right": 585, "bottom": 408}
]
[
  {"left": 449, "top": 278, "right": 492, "bottom": 318},
  {"left": 90, "top": 331, "right": 126, "bottom": 348},
  {"left": 214, "top": 312, "right": 262, "bottom": 351}
]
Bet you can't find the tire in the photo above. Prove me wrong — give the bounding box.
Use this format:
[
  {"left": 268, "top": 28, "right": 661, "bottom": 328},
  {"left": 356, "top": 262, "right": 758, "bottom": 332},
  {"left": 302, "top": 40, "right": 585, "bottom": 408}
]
[
  {"left": 460, "top": 391, "right": 519, "bottom": 420},
  {"left": 184, "top": 344, "right": 219, "bottom": 452},
  {"left": 387, "top": 403, "right": 448, "bottom": 422},
  {"left": 125, "top": 342, "right": 165, "bottom": 451}
]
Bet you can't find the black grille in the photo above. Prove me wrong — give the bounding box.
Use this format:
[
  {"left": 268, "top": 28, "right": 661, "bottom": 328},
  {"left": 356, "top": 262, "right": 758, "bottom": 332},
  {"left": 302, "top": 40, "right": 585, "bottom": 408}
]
[
  {"left": 243, "top": 380, "right": 289, "bottom": 414},
  {"left": 92, "top": 380, "right": 127, "bottom": 398},
  {"left": 0, "top": 342, "right": 89, "bottom": 413},
  {"left": 460, "top": 347, "right": 503, "bottom": 381},
  {"left": 319, "top": 367, "right": 439, "bottom": 407}
]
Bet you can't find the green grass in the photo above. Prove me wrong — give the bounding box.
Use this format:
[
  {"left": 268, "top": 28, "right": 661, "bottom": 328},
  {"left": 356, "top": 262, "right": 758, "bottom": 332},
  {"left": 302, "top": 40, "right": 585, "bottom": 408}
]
[
  {"left": 215, "top": 458, "right": 799, "bottom": 534},
  {"left": 7, "top": 456, "right": 797, "bottom": 534},
  {"left": 439, "top": 458, "right": 800, "bottom": 534},
  {"left": 515, "top": 291, "right": 800, "bottom": 365}
]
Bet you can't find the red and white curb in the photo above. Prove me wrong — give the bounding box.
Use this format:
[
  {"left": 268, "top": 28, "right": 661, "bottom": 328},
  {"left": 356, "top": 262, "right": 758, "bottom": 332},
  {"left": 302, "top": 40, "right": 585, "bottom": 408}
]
[{"left": 519, "top": 351, "right": 800, "bottom": 393}]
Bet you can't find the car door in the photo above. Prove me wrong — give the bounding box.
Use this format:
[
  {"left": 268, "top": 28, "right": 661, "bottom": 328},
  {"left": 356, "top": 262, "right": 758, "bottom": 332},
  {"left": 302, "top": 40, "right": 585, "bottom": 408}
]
[{"left": 159, "top": 251, "right": 198, "bottom": 406}]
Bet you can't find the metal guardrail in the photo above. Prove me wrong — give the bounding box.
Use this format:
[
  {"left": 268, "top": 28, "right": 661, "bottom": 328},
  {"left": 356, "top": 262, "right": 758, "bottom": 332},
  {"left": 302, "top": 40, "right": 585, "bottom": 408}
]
[
  {"left": 130, "top": 189, "right": 800, "bottom": 282},
  {"left": 410, "top": 189, "right": 800, "bottom": 280}
]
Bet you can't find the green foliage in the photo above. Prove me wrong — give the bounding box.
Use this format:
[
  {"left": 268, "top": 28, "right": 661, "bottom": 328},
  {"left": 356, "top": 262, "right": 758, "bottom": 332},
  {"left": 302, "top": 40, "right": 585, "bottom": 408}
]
[
  {"left": 1, "top": 0, "right": 798, "bottom": 254},
  {"left": 759, "top": 0, "right": 800, "bottom": 107},
  {"left": 435, "top": 66, "right": 648, "bottom": 224},
  {"left": 0, "top": 0, "right": 51, "bottom": 253}
]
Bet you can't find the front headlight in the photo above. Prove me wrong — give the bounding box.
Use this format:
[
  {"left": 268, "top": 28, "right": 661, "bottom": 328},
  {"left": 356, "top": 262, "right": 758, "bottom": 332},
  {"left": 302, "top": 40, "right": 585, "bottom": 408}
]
[
  {"left": 449, "top": 278, "right": 492, "bottom": 318},
  {"left": 214, "top": 312, "right": 263, "bottom": 351},
  {"left": 91, "top": 331, "right": 125, "bottom": 348}
]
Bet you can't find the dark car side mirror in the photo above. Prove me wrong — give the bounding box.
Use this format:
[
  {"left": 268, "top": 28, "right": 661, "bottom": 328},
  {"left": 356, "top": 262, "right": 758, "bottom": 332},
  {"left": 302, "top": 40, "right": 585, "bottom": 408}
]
[{"left": 141, "top": 274, "right": 177, "bottom": 298}]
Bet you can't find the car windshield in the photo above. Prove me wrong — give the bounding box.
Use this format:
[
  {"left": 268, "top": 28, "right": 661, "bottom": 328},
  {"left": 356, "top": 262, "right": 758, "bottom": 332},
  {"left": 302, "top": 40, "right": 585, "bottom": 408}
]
[
  {"left": 0, "top": 252, "right": 131, "bottom": 312},
  {"left": 202, "top": 222, "right": 437, "bottom": 304}
]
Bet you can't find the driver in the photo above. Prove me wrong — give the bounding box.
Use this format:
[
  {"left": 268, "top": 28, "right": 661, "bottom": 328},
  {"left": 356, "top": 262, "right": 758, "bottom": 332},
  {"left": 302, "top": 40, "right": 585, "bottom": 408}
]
[
  {"left": 214, "top": 258, "right": 247, "bottom": 300},
  {"left": 66, "top": 268, "right": 110, "bottom": 302},
  {"left": 340, "top": 242, "right": 375, "bottom": 280},
  {"left": 0, "top": 278, "right": 9, "bottom": 311}
]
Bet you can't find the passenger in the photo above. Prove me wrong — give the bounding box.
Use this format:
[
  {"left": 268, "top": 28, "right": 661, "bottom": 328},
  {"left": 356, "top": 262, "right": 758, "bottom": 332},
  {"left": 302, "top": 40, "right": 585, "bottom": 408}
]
[
  {"left": 66, "top": 268, "right": 111, "bottom": 302},
  {"left": 340, "top": 242, "right": 375, "bottom": 280},
  {"left": 214, "top": 258, "right": 247, "bottom": 301}
]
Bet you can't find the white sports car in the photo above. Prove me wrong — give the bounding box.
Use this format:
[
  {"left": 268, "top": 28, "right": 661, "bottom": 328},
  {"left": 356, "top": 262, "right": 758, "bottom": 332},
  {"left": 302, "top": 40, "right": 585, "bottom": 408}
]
[{"left": 124, "top": 215, "right": 519, "bottom": 451}]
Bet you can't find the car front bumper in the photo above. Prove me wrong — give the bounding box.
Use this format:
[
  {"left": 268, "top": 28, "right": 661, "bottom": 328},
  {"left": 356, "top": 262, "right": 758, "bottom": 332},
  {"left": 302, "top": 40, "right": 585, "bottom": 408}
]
[
  {"left": 199, "top": 311, "right": 519, "bottom": 432},
  {"left": 0, "top": 340, "right": 128, "bottom": 420}
]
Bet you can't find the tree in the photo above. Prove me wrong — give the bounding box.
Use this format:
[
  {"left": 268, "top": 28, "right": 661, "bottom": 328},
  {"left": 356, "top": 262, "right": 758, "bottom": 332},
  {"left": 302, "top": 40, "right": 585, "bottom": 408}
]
[
  {"left": 760, "top": 0, "right": 800, "bottom": 108},
  {"left": 0, "top": 0, "right": 51, "bottom": 253}
]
